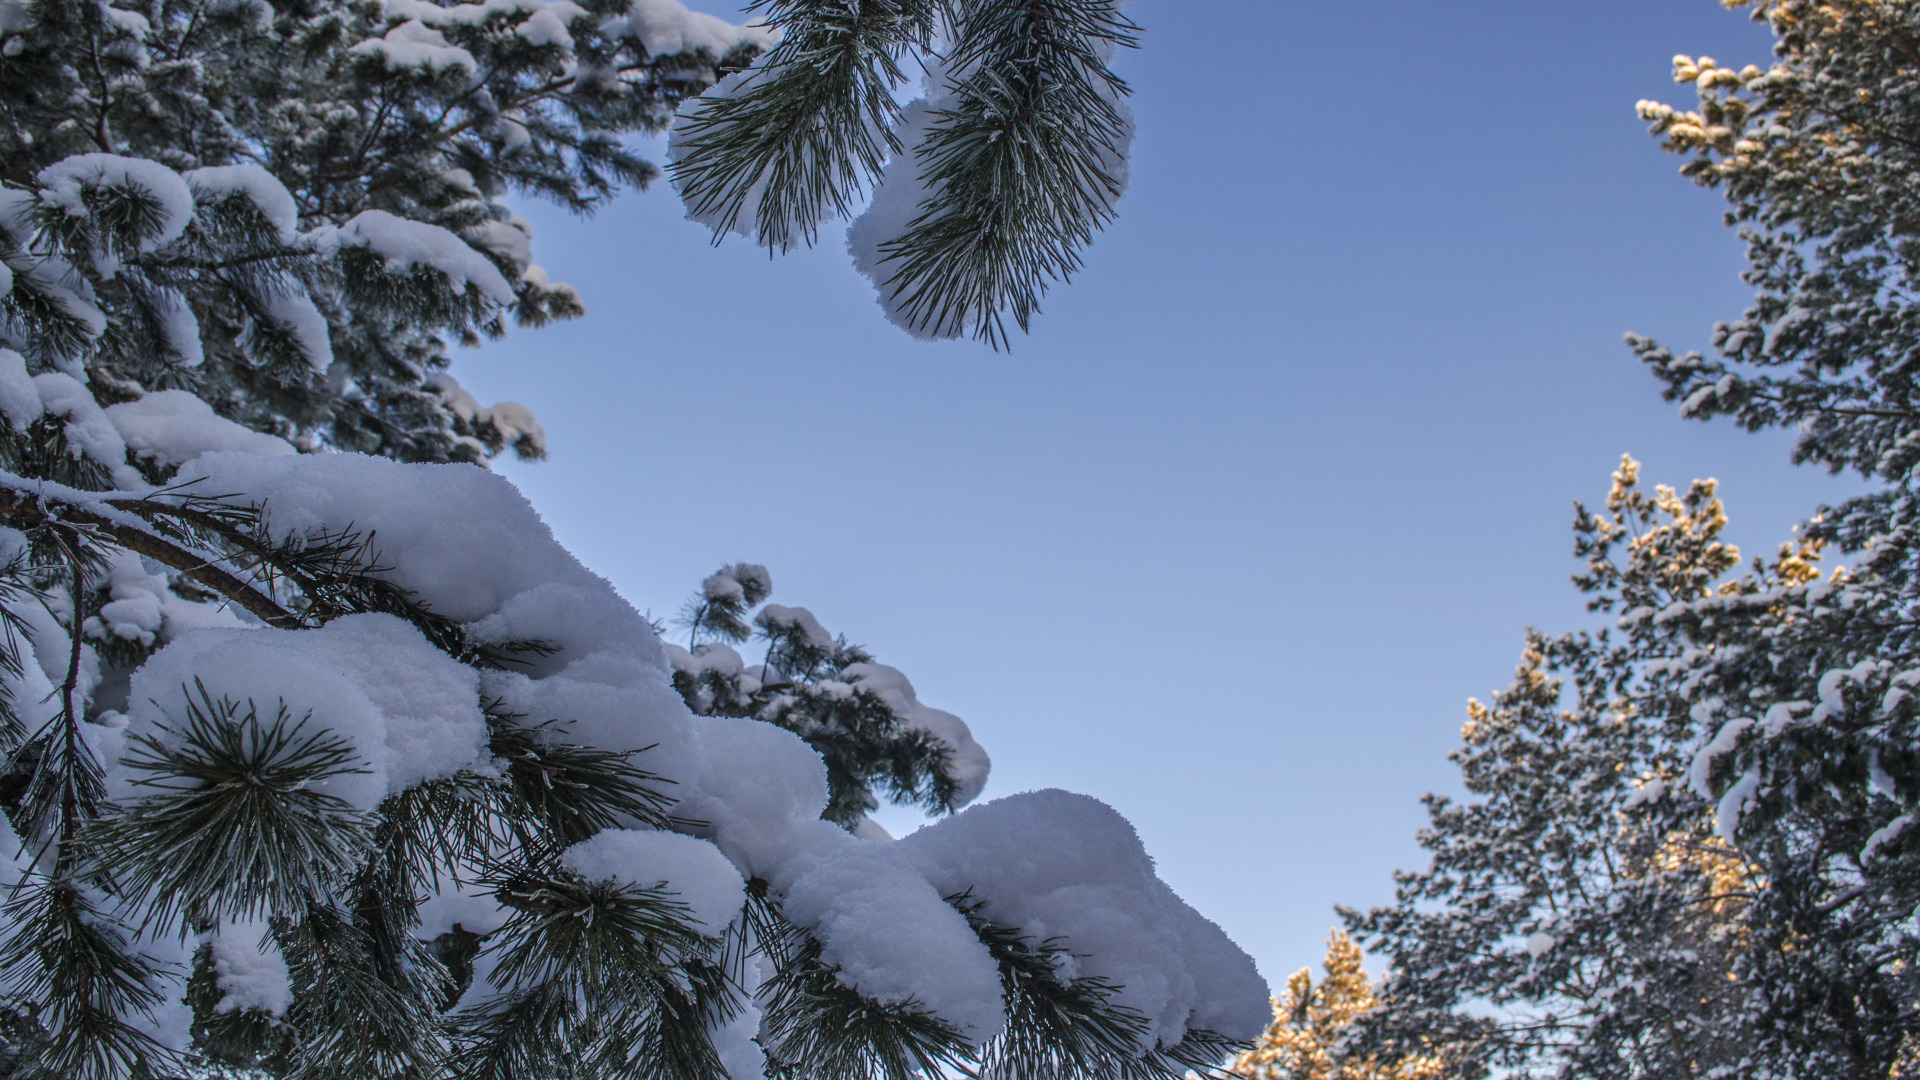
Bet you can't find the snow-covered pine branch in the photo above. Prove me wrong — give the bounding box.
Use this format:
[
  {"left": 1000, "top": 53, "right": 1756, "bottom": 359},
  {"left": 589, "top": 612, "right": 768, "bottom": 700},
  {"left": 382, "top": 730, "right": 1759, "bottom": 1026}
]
[
  {"left": 669, "top": 0, "right": 1139, "bottom": 347},
  {"left": 0, "top": 147, "right": 1268, "bottom": 1078}
]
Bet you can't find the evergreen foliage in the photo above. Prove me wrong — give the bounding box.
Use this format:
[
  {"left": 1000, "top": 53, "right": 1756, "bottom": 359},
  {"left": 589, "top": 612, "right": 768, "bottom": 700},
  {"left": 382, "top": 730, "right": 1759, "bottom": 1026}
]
[
  {"left": 665, "top": 564, "right": 987, "bottom": 829},
  {"left": 1230, "top": 932, "right": 1437, "bottom": 1080},
  {"left": 1346, "top": 3, "right": 1920, "bottom": 1075},
  {"left": 0, "top": 0, "right": 1266, "bottom": 1076}
]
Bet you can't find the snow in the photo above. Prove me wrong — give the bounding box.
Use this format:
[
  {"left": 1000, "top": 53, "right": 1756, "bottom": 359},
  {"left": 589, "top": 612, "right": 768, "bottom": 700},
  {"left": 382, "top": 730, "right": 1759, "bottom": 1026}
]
[
  {"left": 118, "top": 613, "right": 492, "bottom": 808},
  {"left": 106, "top": 390, "right": 296, "bottom": 467},
  {"left": 417, "top": 876, "right": 512, "bottom": 939},
  {"left": 1689, "top": 717, "right": 1754, "bottom": 797},
  {"left": 430, "top": 374, "right": 547, "bottom": 457},
  {"left": 312, "top": 210, "right": 512, "bottom": 304},
  {"left": 561, "top": 828, "right": 746, "bottom": 932},
  {"left": 1525, "top": 931, "right": 1558, "bottom": 957},
  {"left": 1863, "top": 814, "right": 1913, "bottom": 863},
  {"left": 350, "top": 20, "right": 478, "bottom": 75},
  {"left": 844, "top": 24, "right": 1134, "bottom": 340},
  {"left": 0, "top": 348, "right": 42, "bottom": 431},
  {"left": 779, "top": 821, "right": 1008, "bottom": 1043},
  {"left": 104, "top": 451, "right": 1267, "bottom": 1054},
  {"left": 1714, "top": 769, "right": 1762, "bottom": 842},
  {"left": 758, "top": 604, "right": 833, "bottom": 650},
  {"left": 843, "top": 662, "right": 989, "bottom": 806},
  {"left": 261, "top": 289, "right": 334, "bottom": 371},
  {"left": 152, "top": 290, "right": 203, "bottom": 367},
  {"left": 207, "top": 916, "right": 293, "bottom": 1016},
  {"left": 33, "top": 371, "right": 147, "bottom": 489},
  {"left": 37, "top": 155, "right": 194, "bottom": 251},
  {"left": 897, "top": 789, "right": 1269, "bottom": 1048},
  {"left": 185, "top": 164, "right": 299, "bottom": 241},
  {"left": 607, "top": 0, "right": 774, "bottom": 59}
]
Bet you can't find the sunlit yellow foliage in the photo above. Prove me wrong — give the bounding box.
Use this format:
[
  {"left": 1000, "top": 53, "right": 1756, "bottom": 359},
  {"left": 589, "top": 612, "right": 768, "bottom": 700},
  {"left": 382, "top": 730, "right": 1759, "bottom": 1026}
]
[{"left": 1230, "top": 933, "right": 1441, "bottom": 1080}]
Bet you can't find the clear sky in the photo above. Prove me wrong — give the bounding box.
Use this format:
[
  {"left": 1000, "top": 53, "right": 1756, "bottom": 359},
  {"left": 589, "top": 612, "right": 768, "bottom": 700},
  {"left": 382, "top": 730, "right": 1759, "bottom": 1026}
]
[{"left": 450, "top": 1, "right": 1861, "bottom": 992}]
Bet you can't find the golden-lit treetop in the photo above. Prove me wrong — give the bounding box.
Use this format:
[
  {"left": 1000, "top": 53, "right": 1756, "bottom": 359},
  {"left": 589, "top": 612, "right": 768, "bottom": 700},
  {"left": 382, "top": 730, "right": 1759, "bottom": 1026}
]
[{"left": 1231, "top": 933, "right": 1440, "bottom": 1080}]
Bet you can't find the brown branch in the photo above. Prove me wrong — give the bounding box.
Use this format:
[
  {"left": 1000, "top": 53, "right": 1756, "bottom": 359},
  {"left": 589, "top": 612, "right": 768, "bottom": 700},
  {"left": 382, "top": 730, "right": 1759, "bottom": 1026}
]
[{"left": 0, "top": 488, "right": 300, "bottom": 630}]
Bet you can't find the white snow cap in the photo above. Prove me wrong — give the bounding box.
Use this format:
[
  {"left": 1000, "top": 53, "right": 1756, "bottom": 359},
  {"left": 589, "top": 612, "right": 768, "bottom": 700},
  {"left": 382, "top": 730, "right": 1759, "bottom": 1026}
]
[
  {"left": 844, "top": 662, "right": 989, "bottom": 806},
  {"left": 845, "top": 18, "right": 1134, "bottom": 340},
  {"left": 607, "top": 0, "right": 774, "bottom": 59},
  {"left": 185, "top": 164, "right": 299, "bottom": 241},
  {"left": 898, "top": 789, "right": 1270, "bottom": 1049},
  {"left": 311, "top": 210, "right": 513, "bottom": 304},
  {"left": 350, "top": 19, "right": 478, "bottom": 74},
  {"left": 107, "top": 390, "right": 296, "bottom": 466},
  {"left": 118, "top": 613, "right": 492, "bottom": 809},
  {"left": 115, "top": 453, "right": 1262, "bottom": 1049},
  {"left": 207, "top": 917, "right": 293, "bottom": 1016},
  {"left": 562, "top": 828, "right": 746, "bottom": 932},
  {"left": 37, "top": 154, "right": 195, "bottom": 251}
]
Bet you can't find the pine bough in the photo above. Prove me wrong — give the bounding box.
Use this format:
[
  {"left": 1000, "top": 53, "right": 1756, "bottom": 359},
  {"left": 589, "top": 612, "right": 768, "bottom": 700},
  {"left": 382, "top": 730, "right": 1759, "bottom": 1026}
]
[{"left": 0, "top": 148, "right": 1266, "bottom": 1078}]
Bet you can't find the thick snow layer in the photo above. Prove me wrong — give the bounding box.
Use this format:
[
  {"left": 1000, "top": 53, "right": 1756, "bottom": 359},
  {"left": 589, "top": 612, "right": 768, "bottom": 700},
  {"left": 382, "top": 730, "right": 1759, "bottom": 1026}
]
[
  {"left": 666, "top": 70, "right": 775, "bottom": 240},
  {"left": 562, "top": 828, "right": 745, "bottom": 932},
  {"left": 313, "top": 211, "right": 512, "bottom": 304},
  {"left": 426, "top": 373, "right": 546, "bottom": 456},
  {"left": 758, "top": 604, "right": 832, "bottom": 650},
  {"left": 33, "top": 372, "right": 146, "bottom": 489},
  {"left": 107, "top": 390, "right": 295, "bottom": 466},
  {"left": 118, "top": 613, "right": 491, "bottom": 808},
  {"left": 607, "top": 0, "right": 773, "bottom": 59},
  {"left": 152, "top": 290, "right": 203, "bottom": 367},
  {"left": 780, "top": 822, "right": 1007, "bottom": 1043},
  {"left": 185, "top": 165, "right": 298, "bottom": 241},
  {"left": 37, "top": 155, "right": 194, "bottom": 251},
  {"left": 843, "top": 662, "right": 989, "bottom": 806},
  {"left": 898, "top": 790, "right": 1270, "bottom": 1049},
  {"left": 350, "top": 19, "right": 477, "bottom": 74},
  {"left": 112, "top": 452, "right": 1262, "bottom": 1049},
  {"left": 0, "top": 349, "right": 40, "bottom": 431},
  {"left": 262, "top": 290, "right": 334, "bottom": 372},
  {"left": 207, "top": 917, "right": 292, "bottom": 1016}
]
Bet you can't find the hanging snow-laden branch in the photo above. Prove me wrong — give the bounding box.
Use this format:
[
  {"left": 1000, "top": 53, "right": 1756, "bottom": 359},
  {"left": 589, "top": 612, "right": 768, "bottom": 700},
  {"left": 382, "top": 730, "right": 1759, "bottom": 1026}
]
[{"left": 670, "top": 0, "right": 1139, "bottom": 346}]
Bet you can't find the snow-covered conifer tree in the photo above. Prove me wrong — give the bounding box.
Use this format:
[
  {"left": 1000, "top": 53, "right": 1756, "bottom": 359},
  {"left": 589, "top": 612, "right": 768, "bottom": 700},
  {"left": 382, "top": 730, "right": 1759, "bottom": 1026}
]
[
  {"left": 1230, "top": 932, "right": 1437, "bottom": 1080},
  {"left": 1349, "top": 3, "right": 1920, "bottom": 1075},
  {"left": 0, "top": 0, "right": 1264, "bottom": 1077}
]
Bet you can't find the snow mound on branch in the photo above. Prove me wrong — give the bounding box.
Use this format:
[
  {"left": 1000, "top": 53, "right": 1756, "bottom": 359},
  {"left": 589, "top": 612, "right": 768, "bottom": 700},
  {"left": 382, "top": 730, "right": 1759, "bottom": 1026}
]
[
  {"left": 899, "top": 790, "right": 1270, "bottom": 1049},
  {"left": 260, "top": 289, "right": 334, "bottom": 371},
  {"left": 33, "top": 372, "right": 146, "bottom": 489},
  {"left": 312, "top": 210, "right": 512, "bottom": 304},
  {"left": 606, "top": 0, "right": 774, "bottom": 59},
  {"left": 844, "top": 662, "right": 989, "bottom": 806},
  {"left": 185, "top": 165, "right": 299, "bottom": 241},
  {"left": 139, "top": 453, "right": 1262, "bottom": 1044},
  {"left": 107, "top": 390, "right": 295, "bottom": 466},
  {"left": 118, "top": 612, "right": 491, "bottom": 809},
  {"left": 37, "top": 154, "right": 194, "bottom": 251},
  {"left": 0, "top": 349, "right": 41, "bottom": 432},
  {"left": 562, "top": 828, "right": 745, "bottom": 932},
  {"left": 349, "top": 19, "right": 478, "bottom": 75}
]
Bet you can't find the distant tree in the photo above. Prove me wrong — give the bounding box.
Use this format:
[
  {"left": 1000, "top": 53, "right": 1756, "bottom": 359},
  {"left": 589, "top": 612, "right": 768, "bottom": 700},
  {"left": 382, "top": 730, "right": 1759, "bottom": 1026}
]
[
  {"left": 1231, "top": 931, "right": 1438, "bottom": 1080},
  {"left": 1351, "top": 2, "right": 1920, "bottom": 1074},
  {"left": 1343, "top": 459, "right": 1774, "bottom": 1079}
]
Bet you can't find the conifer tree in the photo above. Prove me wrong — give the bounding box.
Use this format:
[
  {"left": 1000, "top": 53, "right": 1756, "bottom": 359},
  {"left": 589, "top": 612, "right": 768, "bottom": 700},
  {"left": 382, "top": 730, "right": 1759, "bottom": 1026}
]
[
  {"left": 1349, "top": 3, "right": 1920, "bottom": 1075},
  {"left": 0, "top": 0, "right": 1266, "bottom": 1077},
  {"left": 1230, "top": 932, "right": 1437, "bottom": 1080}
]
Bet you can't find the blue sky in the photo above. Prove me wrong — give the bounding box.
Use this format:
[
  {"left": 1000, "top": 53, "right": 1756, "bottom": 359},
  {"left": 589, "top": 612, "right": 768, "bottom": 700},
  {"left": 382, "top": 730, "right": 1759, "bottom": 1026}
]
[{"left": 451, "top": 1, "right": 1858, "bottom": 990}]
